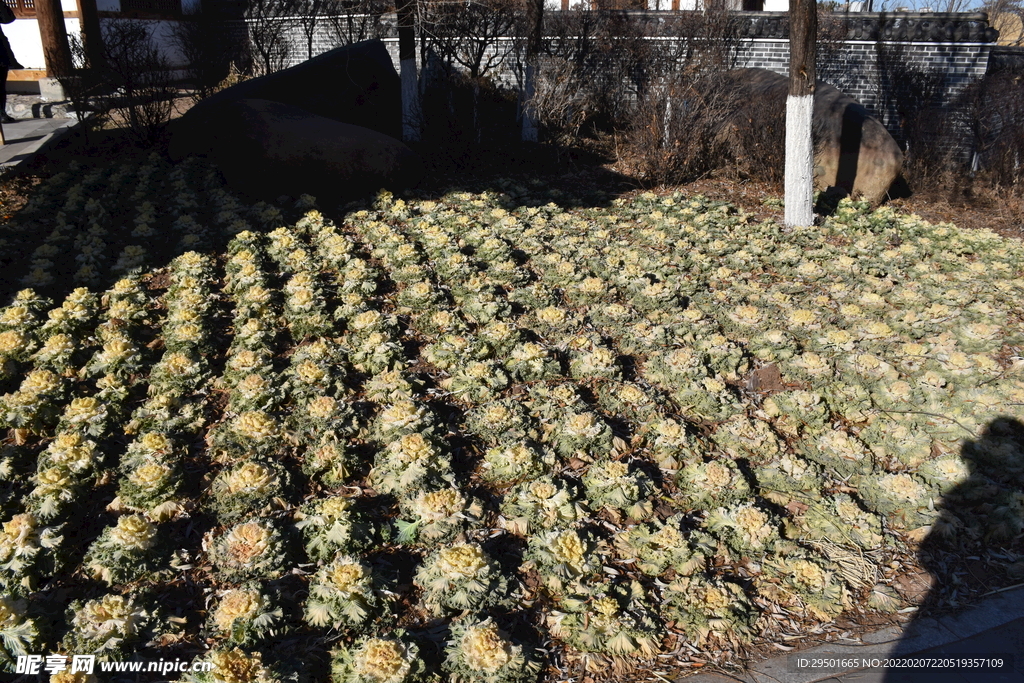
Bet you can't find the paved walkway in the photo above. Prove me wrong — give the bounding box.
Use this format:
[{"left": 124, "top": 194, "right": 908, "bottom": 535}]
[
  {"left": 682, "top": 586, "right": 1024, "bottom": 683},
  {"left": 0, "top": 117, "right": 79, "bottom": 171}
]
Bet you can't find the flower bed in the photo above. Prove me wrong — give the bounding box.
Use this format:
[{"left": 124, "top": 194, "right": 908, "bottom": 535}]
[{"left": 1, "top": 170, "right": 1023, "bottom": 681}]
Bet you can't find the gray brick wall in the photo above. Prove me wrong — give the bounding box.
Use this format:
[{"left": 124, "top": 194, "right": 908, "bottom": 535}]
[
  {"left": 225, "top": 13, "right": 996, "bottom": 153},
  {"left": 731, "top": 38, "right": 991, "bottom": 132}
]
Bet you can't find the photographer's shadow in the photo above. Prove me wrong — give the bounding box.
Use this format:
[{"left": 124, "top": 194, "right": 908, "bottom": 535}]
[{"left": 884, "top": 416, "right": 1024, "bottom": 683}]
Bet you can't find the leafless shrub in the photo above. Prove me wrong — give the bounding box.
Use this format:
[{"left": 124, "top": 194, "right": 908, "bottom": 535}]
[
  {"left": 53, "top": 32, "right": 107, "bottom": 143},
  {"left": 872, "top": 40, "right": 951, "bottom": 185},
  {"left": 99, "top": 20, "right": 176, "bottom": 146},
  {"left": 322, "top": 0, "right": 389, "bottom": 47},
  {"left": 421, "top": 0, "right": 521, "bottom": 80},
  {"left": 418, "top": 0, "right": 524, "bottom": 147},
  {"left": 817, "top": 8, "right": 857, "bottom": 92},
  {"left": 626, "top": 76, "right": 734, "bottom": 185},
  {"left": 293, "top": 0, "right": 327, "bottom": 61},
  {"left": 611, "top": 3, "right": 744, "bottom": 184},
  {"left": 171, "top": 6, "right": 241, "bottom": 102},
  {"left": 958, "top": 70, "right": 1024, "bottom": 190},
  {"left": 244, "top": 0, "right": 296, "bottom": 76},
  {"left": 722, "top": 85, "right": 789, "bottom": 186}
]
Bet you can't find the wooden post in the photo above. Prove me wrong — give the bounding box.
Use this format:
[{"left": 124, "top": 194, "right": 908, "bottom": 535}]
[
  {"left": 36, "top": 0, "right": 74, "bottom": 78},
  {"left": 75, "top": 0, "right": 105, "bottom": 71},
  {"left": 784, "top": 0, "right": 816, "bottom": 227},
  {"left": 396, "top": 0, "right": 420, "bottom": 142}
]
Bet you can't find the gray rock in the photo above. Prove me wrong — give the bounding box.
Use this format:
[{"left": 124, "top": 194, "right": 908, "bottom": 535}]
[
  {"left": 713, "top": 68, "right": 904, "bottom": 205},
  {"left": 191, "top": 98, "right": 422, "bottom": 202},
  {"left": 169, "top": 39, "right": 401, "bottom": 161}
]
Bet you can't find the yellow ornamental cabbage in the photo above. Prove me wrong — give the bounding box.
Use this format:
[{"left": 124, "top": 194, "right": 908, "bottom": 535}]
[
  {"left": 729, "top": 305, "right": 762, "bottom": 326},
  {"left": 1, "top": 305, "right": 33, "bottom": 328},
  {"left": 73, "top": 594, "right": 147, "bottom": 646},
  {"left": 160, "top": 352, "right": 200, "bottom": 378},
  {"left": 36, "top": 334, "right": 75, "bottom": 359},
  {"left": 228, "top": 351, "right": 264, "bottom": 376},
  {"left": 350, "top": 310, "right": 383, "bottom": 333},
  {"left": 31, "top": 467, "right": 74, "bottom": 498},
  {"left": 20, "top": 369, "right": 61, "bottom": 395},
  {"left": 306, "top": 396, "right": 337, "bottom": 421},
  {"left": 140, "top": 432, "right": 172, "bottom": 454},
  {"left": 223, "top": 522, "right": 273, "bottom": 565},
  {"left": 330, "top": 560, "right": 368, "bottom": 592},
  {"left": 208, "top": 648, "right": 273, "bottom": 683},
  {"left": 388, "top": 433, "right": 436, "bottom": 466},
  {"left": 167, "top": 322, "right": 203, "bottom": 344},
  {"left": 536, "top": 306, "right": 567, "bottom": 326},
  {"left": 235, "top": 374, "right": 272, "bottom": 402},
  {"left": 225, "top": 462, "right": 278, "bottom": 495},
  {"left": 458, "top": 622, "right": 512, "bottom": 673},
  {"left": 109, "top": 515, "right": 157, "bottom": 551},
  {"left": 294, "top": 360, "right": 325, "bottom": 387},
  {"left": 44, "top": 433, "right": 96, "bottom": 472},
  {"left": 410, "top": 489, "right": 464, "bottom": 523},
  {"left": 435, "top": 544, "right": 490, "bottom": 580},
  {"left": 62, "top": 397, "right": 105, "bottom": 425},
  {"left": 2, "top": 513, "right": 37, "bottom": 547},
  {"left": 353, "top": 639, "right": 413, "bottom": 683},
  {"left": 380, "top": 401, "right": 422, "bottom": 428},
  {"left": 0, "top": 329, "right": 30, "bottom": 356},
  {"left": 233, "top": 412, "right": 279, "bottom": 441},
  {"left": 128, "top": 462, "right": 173, "bottom": 491},
  {"left": 550, "top": 530, "right": 586, "bottom": 572}
]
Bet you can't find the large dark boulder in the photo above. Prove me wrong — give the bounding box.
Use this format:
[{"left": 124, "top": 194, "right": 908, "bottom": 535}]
[
  {"left": 169, "top": 39, "right": 401, "bottom": 161},
  {"left": 712, "top": 68, "right": 903, "bottom": 205},
  {"left": 189, "top": 98, "right": 422, "bottom": 202}
]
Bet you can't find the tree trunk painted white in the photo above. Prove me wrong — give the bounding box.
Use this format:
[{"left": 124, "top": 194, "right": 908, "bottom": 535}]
[
  {"left": 784, "top": 94, "right": 814, "bottom": 227},
  {"left": 401, "top": 57, "right": 420, "bottom": 143},
  {"left": 785, "top": 0, "right": 816, "bottom": 227}
]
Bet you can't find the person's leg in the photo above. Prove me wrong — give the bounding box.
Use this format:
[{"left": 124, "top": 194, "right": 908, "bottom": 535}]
[{"left": 0, "top": 67, "right": 13, "bottom": 123}]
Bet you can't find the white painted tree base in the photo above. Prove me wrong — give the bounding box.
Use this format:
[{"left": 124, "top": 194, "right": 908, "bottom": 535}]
[{"left": 784, "top": 94, "right": 815, "bottom": 228}]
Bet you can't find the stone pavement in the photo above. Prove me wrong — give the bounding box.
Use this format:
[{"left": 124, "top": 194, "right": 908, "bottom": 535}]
[
  {"left": 681, "top": 586, "right": 1024, "bottom": 683},
  {"left": 6, "top": 93, "right": 77, "bottom": 121},
  {"left": 0, "top": 117, "right": 79, "bottom": 171}
]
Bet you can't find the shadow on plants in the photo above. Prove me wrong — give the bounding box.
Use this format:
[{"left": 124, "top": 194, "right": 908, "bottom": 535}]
[{"left": 884, "top": 416, "right": 1024, "bottom": 673}]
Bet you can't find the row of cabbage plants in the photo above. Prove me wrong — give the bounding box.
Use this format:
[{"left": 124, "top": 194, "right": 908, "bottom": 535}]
[{"left": 0, "top": 173, "right": 1022, "bottom": 682}]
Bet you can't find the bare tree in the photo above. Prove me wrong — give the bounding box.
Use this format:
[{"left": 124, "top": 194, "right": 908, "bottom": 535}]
[
  {"left": 421, "top": 0, "right": 520, "bottom": 80},
  {"left": 984, "top": 0, "right": 1024, "bottom": 46},
  {"left": 323, "top": 0, "right": 389, "bottom": 46},
  {"left": 294, "top": 0, "right": 328, "bottom": 60},
  {"left": 100, "top": 20, "right": 176, "bottom": 145},
  {"left": 816, "top": 5, "right": 855, "bottom": 92},
  {"left": 52, "top": 31, "right": 106, "bottom": 143},
  {"left": 419, "top": 0, "right": 522, "bottom": 143},
  {"left": 171, "top": 5, "right": 241, "bottom": 102},
  {"left": 245, "top": 0, "right": 296, "bottom": 75}
]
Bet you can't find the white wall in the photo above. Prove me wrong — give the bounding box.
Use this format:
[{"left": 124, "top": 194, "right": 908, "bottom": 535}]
[
  {"left": 5, "top": 17, "right": 81, "bottom": 70},
  {"left": 6, "top": 15, "right": 189, "bottom": 73},
  {"left": 763, "top": 0, "right": 789, "bottom": 9}
]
